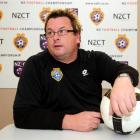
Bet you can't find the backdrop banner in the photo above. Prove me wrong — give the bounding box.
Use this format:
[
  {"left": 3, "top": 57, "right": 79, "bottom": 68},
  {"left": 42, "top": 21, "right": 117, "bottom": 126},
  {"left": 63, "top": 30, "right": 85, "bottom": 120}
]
[{"left": 0, "top": 0, "right": 137, "bottom": 88}]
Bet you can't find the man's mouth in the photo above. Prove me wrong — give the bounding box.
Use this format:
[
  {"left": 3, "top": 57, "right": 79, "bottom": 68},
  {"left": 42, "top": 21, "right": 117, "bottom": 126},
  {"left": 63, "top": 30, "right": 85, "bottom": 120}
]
[{"left": 54, "top": 45, "right": 62, "bottom": 48}]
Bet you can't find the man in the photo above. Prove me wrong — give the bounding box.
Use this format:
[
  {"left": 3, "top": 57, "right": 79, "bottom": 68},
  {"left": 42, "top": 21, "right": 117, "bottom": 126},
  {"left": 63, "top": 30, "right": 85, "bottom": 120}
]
[{"left": 13, "top": 9, "right": 139, "bottom": 132}]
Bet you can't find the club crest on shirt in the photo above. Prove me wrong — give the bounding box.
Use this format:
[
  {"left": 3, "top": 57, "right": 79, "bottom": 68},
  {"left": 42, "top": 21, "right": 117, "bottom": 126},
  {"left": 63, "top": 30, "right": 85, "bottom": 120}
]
[{"left": 51, "top": 68, "right": 63, "bottom": 82}]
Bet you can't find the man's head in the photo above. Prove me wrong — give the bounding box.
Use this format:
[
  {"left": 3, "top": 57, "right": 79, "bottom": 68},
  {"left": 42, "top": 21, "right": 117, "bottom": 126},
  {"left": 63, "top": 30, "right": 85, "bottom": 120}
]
[
  {"left": 45, "top": 9, "right": 81, "bottom": 34},
  {"left": 45, "top": 9, "right": 82, "bottom": 63}
]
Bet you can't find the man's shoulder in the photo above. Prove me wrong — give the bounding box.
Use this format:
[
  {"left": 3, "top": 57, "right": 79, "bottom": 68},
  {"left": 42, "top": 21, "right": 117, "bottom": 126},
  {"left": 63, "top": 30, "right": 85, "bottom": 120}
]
[
  {"left": 27, "top": 50, "right": 49, "bottom": 62},
  {"left": 24, "top": 50, "right": 50, "bottom": 69},
  {"left": 79, "top": 49, "right": 105, "bottom": 59}
]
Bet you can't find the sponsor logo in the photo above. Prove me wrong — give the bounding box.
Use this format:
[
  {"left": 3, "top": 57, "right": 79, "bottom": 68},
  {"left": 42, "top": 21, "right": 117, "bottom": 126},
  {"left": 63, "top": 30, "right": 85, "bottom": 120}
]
[
  {"left": 90, "top": 8, "right": 104, "bottom": 25},
  {"left": 88, "top": 39, "right": 105, "bottom": 47},
  {"left": 39, "top": 7, "right": 51, "bottom": 23},
  {"left": 122, "top": 1, "right": 137, "bottom": 5},
  {"left": 51, "top": 68, "right": 63, "bottom": 82},
  {"left": 0, "top": 39, "right": 4, "bottom": 46},
  {"left": 110, "top": 54, "right": 123, "bottom": 58},
  {"left": 115, "top": 34, "right": 129, "bottom": 52},
  {"left": 12, "top": 12, "right": 30, "bottom": 19},
  {"left": 13, "top": 33, "right": 28, "bottom": 52},
  {"left": 14, "top": 61, "right": 25, "bottom": 77},
  {"left": 40, "top": 34, "right": 47, "bottom": 50},
  {"left": 82, "top": 69, "right": 88, "bottom": 76},
  {"left": 113, "top": 13, "right": 130, "bottom": 20}
]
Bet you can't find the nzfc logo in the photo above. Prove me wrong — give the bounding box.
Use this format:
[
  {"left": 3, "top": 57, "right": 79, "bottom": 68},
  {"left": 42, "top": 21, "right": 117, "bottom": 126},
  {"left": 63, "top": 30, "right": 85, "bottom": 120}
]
[
  {"left": 40, "top": 34, "right": 47, "bottom": 50},
  {"left": 14, "top": 61, "right": 25, "bottom": 77},
  {"left": 0, "top": 10, "right": 3, "bottom": 20},
  {"left": 115, "top": 34, "right": 129, "bottom": 52},
  {"left": 90, "top": 8, "right": 104, "bottom": 25},
  {"left": 13, "top": 33, "right": 28, "bottom": 52}
]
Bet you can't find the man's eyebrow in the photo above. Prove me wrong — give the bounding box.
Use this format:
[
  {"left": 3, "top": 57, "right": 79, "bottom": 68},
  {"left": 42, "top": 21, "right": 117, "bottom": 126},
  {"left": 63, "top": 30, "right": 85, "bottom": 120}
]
[{"left": 46, "top": 27, "right": 66, "bottom": 30}]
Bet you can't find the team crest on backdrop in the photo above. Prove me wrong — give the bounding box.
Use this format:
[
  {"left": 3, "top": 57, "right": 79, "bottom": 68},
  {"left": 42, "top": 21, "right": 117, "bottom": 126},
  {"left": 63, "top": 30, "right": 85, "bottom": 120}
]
[
  {"left": 14, "top": 61, "right": 25, "bottom": 77},
  {"left": 0, "top": 10, "right": 3, "bottom": 20},
  {"left": 40, "top": 34, "right": 48, "bottom": 50},
  {"left": 90, "top": 8, "right": 104, "bottom": 25},
  {"left": 51, "top": 68, "right": 63, "bottom": 82},
  {"left": 13, "top": 33, "right": 28, "bottom": 52},
  {"left": 39, "top": 7, "right": 51, "bottom": 23},
  {"left": 0, "top": 64, "right": 2, "bottom": 72},
  {"left": 115, "top": 34, "right": 129, "bottom": 52},
  {"left": 0, "top": 1, "right": 137, "bottom": 88},
  {"left": 67, "top": 8, "right": 78, "bottom": 16}
]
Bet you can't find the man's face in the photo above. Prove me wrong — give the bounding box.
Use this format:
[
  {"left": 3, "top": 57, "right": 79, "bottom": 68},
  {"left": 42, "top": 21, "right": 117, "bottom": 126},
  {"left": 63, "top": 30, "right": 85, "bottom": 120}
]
[{"left": 46, "top": 17, "right": 80, "bottom": 62}]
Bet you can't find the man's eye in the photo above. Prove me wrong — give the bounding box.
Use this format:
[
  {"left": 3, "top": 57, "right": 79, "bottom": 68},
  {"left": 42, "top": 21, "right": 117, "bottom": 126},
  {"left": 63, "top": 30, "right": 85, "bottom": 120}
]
[
  {"left": 59, "top": 29, "right": 64, "bottom": 33},
  {"left": 47, "top": 31, "right": 52, "bottom": 35}
]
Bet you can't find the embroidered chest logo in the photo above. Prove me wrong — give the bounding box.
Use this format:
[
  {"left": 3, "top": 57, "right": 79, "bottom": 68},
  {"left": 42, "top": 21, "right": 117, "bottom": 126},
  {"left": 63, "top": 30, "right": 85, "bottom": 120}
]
[
  {"left": 82, "top": 69, "right": 89, "bottom": 76},
  {"left": 51, "top": 68, "right": 63, "bottom": 82}
]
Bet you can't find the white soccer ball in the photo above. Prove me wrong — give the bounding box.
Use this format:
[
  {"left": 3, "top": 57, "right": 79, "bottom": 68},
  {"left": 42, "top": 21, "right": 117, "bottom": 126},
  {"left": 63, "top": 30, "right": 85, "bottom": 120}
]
[{"left": 100, "top": 87, "right": 140, "bottom": 134}]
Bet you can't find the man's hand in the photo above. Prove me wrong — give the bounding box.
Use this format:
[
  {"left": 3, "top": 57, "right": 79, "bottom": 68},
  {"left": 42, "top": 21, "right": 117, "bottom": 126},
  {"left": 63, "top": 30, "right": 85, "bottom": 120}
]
[
  {"left": 62, "top": 111, "right": 101, "bottom": 132},
  {"left": 110, "top": 76, "right": 136, "bottom": 117}
]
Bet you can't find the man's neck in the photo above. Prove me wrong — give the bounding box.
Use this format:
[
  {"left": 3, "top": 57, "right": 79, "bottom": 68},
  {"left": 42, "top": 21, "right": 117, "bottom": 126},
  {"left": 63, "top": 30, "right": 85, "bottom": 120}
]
[{"left": 54, "top": 51, "right": 78, "bottom": 64}]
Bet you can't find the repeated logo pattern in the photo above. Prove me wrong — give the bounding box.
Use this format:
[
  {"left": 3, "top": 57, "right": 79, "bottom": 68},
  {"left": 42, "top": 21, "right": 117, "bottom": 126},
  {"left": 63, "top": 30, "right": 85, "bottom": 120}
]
[
  {"left": 0, "top": 10, "right": 3, "bottom": 20},
  {"left": 13, "top": 33, "right": 28, "bottom": 52},
  {"left": 14, "top": 61, "right": 25, "bottom": 77},
  {"left": 0, "top": 64, "right": 2, "bottom": 72},
  {"left": 39, "top": 7, "right": 51, "bottom": 23},
  {"left": 90, "top": 8, "right": 104, "bottom": 25},
  {"left": 0, "top": 1, "right": 137, "bottom": 88},
  {"left": 115, "top": 34, "right": 129, "bottom": 52}
]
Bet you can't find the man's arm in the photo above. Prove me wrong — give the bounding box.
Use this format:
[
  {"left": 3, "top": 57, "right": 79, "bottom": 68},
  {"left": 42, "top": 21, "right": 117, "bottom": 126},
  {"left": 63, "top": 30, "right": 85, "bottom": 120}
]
[
  {"left": 94, "top": 51, "right": 139, "bottom": 87},
  {"left": 62, "top": 111, "right": 101, "bottom": 132},
  {"left": 13, "top": 107, "right": 65, "bottom": 129},
  {"left": 110, "top": 74, "right": 136, "bottom": 116},
  {"left": 94, "top": 51, "right": 139, "bottom": 117}
]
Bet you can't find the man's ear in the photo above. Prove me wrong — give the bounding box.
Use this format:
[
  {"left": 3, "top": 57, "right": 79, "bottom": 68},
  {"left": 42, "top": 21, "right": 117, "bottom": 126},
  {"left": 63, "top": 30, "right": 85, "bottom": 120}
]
[{"left": 76, "top": 33, "right": 81, "bottom": 44}]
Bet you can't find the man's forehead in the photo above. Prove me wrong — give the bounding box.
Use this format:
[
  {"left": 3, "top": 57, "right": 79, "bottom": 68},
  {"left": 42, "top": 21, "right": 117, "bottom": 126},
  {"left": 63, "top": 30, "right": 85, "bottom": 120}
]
[
  {"left": 46, "top": 17, "right": 72, "bottom": 29},
  {"left": 47, "top": 17, "right": 71, "bottom": 24}
]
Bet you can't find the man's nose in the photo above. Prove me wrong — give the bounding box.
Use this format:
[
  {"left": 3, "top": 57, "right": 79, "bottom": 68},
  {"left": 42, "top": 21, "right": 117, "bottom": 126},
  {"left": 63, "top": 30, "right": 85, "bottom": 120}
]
[{"left": 53, "top": 32, "right": 60, "bottom": 40}]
